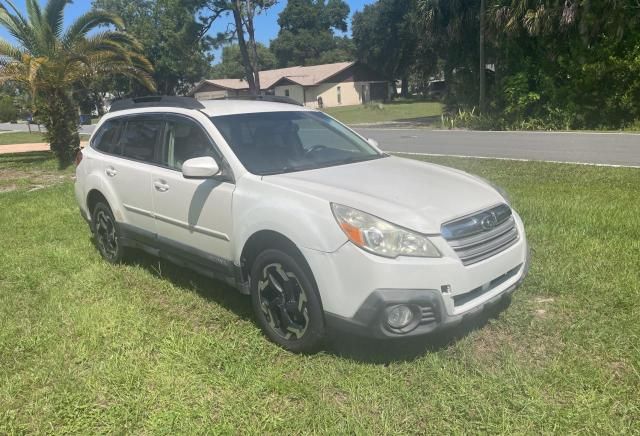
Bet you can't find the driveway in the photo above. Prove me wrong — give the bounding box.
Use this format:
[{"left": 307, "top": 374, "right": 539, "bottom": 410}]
[{"left": 354, "top": 128, "right": 640, "bottom": 167}]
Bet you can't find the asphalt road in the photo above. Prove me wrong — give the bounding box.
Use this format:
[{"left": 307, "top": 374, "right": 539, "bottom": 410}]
[
  {"left": 355, "top": 128, "right": 640, "bottom": 167},
  {"left": 2, "top": 122, "right": 639, "bottom": 167}
]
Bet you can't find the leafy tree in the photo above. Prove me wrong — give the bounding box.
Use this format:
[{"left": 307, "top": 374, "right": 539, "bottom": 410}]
[
  {"left": 416, "top": 0, "right": 483, "bottom": 105},
  {"left": 93, "top": 0, "right": 216, "bottom": 95},
  {"left": 352, "top": 0, "right": 419, "bottom": 96},
  {"left": 211, "top": 42, "right": 276, "bottom": 78},
  {"left": 203, "top": 0, "right": 276, "bottom": 93},
  {"left": 270, "top": 0, "right": 352, "bottom": 67},
  {"left": 0, "top": 0, "right": 154, "bottom": 167}
]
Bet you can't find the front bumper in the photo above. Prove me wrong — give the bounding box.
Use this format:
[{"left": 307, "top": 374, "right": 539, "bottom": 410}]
[
  {"left": 325, "top": 249, "right": 530, "bottom": 339},
  {"left": 302, "top": 212, "right": 530, "bottom": 339}
]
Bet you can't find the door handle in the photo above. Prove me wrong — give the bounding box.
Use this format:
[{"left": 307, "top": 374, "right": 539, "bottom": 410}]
[
  {"left": 105, "top": 167, "right": 117, "bottom": 177},
  {"left": 153, "top": 180, "right": 170, "bottom": 192}
]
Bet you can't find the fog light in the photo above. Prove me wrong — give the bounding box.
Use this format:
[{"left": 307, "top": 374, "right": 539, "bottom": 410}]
[{"left": 386, "top": 305, "right": 414, "bottom": 329}]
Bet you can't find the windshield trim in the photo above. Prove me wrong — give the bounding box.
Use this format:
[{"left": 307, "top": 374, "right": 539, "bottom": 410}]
[{"left": 259, "top": 153, "right": 389, "bottom": 176}]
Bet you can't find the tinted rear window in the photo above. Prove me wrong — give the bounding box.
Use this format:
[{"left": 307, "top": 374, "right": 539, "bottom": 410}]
[
  {"left": 92, "top": 119, "right": 122, "bottom": 154},
  {"left": 120, "top": 119, "right": 164, "bottom": 163}
]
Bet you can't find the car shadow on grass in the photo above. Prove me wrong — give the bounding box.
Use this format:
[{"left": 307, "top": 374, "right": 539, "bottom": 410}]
[
  {"left": 106, "top": 243, "right": 511, "bottom": 364},
  {"left": 120, "top": 248, "right": 254, "bottom": 322}
]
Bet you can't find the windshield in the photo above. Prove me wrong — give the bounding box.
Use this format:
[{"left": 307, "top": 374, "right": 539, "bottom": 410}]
[{"left": 210, "top": 111, "right": 384, "bottom": 175}]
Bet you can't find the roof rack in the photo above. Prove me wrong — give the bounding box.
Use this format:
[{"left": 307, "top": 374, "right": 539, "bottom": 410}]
[
  {"left": 109, "top": 96, "right": 205, "bottom": 112},
  {"left": 222, "top": 95, "right": 304, "bottom": 106}
]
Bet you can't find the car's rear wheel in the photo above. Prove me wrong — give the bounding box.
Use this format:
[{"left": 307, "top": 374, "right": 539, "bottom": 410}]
[
  {"left": 92, "top": 202, "right": 125, "bottom": 264},
  {"left": 250, "top": 249, "right": 325, "bottom": 353}
]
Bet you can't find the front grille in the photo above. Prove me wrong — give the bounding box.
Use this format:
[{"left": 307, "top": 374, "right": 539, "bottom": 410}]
[{"left": 442, "top": 204, "right": 519, "bottom": 266}]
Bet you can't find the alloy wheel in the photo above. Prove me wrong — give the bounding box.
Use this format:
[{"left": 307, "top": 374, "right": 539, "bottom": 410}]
[
  {"left": 257, "top": 262, "right": 310, "bottom": 340},
  {"left": 95, "top": 209, "right": 118, "bottom": 260}
]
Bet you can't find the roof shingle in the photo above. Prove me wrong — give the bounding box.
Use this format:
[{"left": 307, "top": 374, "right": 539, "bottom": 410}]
[{"left": 196, "top": 61, "right": 355, "bottom": 91}]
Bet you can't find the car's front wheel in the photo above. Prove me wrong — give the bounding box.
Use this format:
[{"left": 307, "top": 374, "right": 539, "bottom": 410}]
[
  {"left": 92, "top": 202, "right": 125, "bottom": 264},
  {"left": 250, "top": 249, "right": 325, "bottom": 353}
]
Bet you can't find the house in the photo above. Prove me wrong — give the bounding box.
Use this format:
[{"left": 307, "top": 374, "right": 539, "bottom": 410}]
[{"left": 189, "top": 61, "right": 390, "bottom": 108}]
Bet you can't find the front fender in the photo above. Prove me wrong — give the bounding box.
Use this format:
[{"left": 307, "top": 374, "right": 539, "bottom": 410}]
[{"left": 231, "top": 176, "right": 347, "bottom": 264}]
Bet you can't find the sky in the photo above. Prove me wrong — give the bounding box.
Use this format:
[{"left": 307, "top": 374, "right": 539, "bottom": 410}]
[{"left": 0, "top": 0, "right": 377, "bottom": 63}]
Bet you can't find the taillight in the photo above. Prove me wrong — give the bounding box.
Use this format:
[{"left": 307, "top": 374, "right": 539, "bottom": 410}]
[{"left": 75, "top": 150, "right": 83, "bottom": 166}]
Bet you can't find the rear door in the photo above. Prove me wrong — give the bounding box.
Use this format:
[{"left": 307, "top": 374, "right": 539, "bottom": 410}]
[
  {"left": 96, "top": 115, "right": 164, "bottom": 237},
  {"left": 150, "top": 115, "right": 235, "bottom": 264}
]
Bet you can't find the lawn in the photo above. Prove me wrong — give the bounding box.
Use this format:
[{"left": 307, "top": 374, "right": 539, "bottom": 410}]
[
  {"left": 0, "top": 132, "right": 92, "bottom": 147},
  {"left": 323, "top": 99, "right": 442, "bottom": 125},
  {"left": 0, "top": 132, "right": 47, "bottom": 145},
  {"left": 0, "top": 152, "right": 638, "bottom": 433}
]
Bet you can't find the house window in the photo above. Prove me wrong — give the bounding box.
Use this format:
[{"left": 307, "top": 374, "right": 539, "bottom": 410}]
[
  {"left": 284, "top": 89, "right": 290, "bottom": 97},
  {"left": 337, "top": 86, "right": 342, "bottom": 104}
]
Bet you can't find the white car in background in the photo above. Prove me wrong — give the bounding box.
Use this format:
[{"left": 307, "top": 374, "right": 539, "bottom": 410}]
[{"left": 74, "top": 96, "right": 529, "bottom": 353}]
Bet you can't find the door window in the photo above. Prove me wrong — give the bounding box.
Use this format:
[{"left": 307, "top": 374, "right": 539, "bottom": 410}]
[
  {"left": 92, "top": 119, "right": 122, "bottom": 154},
  {"left": 120, "top": 118, "right": 164, "bottom": 163},
  {"left": 161, "top": 117, "right": 218, "bottom": 170}
]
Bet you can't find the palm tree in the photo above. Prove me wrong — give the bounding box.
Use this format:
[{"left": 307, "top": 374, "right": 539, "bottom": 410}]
[{"left": 0, "top": 0, "right": 155, "bottom": 166}]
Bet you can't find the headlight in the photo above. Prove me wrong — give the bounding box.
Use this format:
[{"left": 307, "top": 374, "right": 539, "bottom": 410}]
[{"left": 331, "top": 204, "right": 441, "bottom": 258}]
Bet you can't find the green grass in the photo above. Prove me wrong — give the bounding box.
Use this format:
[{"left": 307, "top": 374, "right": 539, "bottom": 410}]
[
  {"left": 0, "top": 131, "right": 47, "bottom": 145},
  {"left": 0, "top": 132, "right": 92, "bottom": 149},
  {"left": 1, "top": 152, "right": 638, "bottom": 433},
  {"left": 323, "top": 100, "right": 443, "bottom": 125}
]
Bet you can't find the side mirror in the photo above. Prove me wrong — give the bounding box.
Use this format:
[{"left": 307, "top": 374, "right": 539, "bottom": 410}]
[
  {"left": 367, "top": 138, "right": 379, "bottom": 148},
  {"left": 182, "top": 156, "right": 220, "bottom": 179}
]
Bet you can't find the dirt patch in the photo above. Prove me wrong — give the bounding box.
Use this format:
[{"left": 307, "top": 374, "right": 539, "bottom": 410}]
[
  {"left": 0, "top": 184, "right": 17, "bottom": 193},
  {"left": 0, "top": 169, "right": 71, "bottom": 193},
  {"left": 469, "top": 324, "right": 562, "bottom": 368}
]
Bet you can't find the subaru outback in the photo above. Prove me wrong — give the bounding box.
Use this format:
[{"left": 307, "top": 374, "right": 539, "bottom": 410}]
[{"left": 75, "top": 96, "right": 529, "bottom": 352}]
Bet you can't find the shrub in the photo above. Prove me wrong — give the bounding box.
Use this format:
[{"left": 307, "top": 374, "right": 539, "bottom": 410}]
[{"left": 0, "top": 95, "right": 18, "bottom": 123}]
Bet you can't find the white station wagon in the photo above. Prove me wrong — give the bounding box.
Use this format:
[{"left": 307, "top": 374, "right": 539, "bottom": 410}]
[{"left": 75, "top": 96, "right": 529, "bottom": 352}]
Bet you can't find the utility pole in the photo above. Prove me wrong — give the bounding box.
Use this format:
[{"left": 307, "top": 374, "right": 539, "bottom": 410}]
[{"left": 479, "top": 0, "right": 486, "bottom": 112}]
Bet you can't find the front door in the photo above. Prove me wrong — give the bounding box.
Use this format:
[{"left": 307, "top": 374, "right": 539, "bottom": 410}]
[{"left": 150, "top": 115, "right": 235, "bottom": 266}]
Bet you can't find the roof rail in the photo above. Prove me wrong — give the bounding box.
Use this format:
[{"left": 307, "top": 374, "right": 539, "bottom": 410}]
[
  {"left": 109, "top": 96, "right": 205, "bottom": 112},
  {"left": 222, "top": 95, "right": 304, "bottom": 107}
]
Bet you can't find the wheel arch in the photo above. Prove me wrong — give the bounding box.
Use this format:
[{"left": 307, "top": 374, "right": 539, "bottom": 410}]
[
  {"left": 87, "top": 189, "right": 109, "bottom": 215},
  {"left": 239, "top": 230, "right": 315, "bottom": 286}
]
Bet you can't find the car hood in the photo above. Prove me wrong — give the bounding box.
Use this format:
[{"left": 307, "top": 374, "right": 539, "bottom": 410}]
[{"left": 264, "top": 155, "right": 506, "bottom": 234}]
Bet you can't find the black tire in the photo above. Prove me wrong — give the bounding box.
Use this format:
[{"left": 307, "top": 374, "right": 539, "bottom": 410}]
[
  {"left": 91, "top": 202, "right": 125, "bottom": 264},
  {"left": 250, "top": 249, "right": 325, "bottom": 353}
]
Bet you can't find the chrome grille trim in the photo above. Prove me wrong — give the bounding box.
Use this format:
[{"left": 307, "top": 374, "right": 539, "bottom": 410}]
[{"left": 442, "top": 204, "right": 519, "bottom": 266}]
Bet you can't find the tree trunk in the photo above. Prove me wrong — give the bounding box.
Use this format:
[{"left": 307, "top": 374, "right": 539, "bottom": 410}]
[
  {"left": 244, "top": 1, "right": 261, "bottom": 92},
  {"left": 38, "top": 89, "right": 80, "bottom": 168},
  {"left": 233, "top": 1, "right": 257, "bottom": 95},
  {"left": 479, "top": 0, "right": 486, "bottom": 112},
  {"left": 401, "top": 77, "right": 409, "bottom": 98}
]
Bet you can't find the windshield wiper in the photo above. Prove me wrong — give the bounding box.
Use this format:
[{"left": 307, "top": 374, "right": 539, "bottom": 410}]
[
  {"left": 323, "top": 153, "right": 387, "bottom": 167},
  {"left": 260, "top": 163, "right": 316, "bottom": 176}
]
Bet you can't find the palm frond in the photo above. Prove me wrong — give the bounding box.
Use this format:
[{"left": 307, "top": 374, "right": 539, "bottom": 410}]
[
  {"left": 0, "top": 37, "right": 22, "bottom": 60},
  {"left": 24, "top": 0, "right": 43, "bottom": 29},
  {"left": 62, "top": 10, "right": 125, "bottom": 47},
  {"left": 0, "top": 4, "right": 38, "bottom": 51},
  {"left": 44, "top": 0, "right": 70, "bottom": 37}
]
